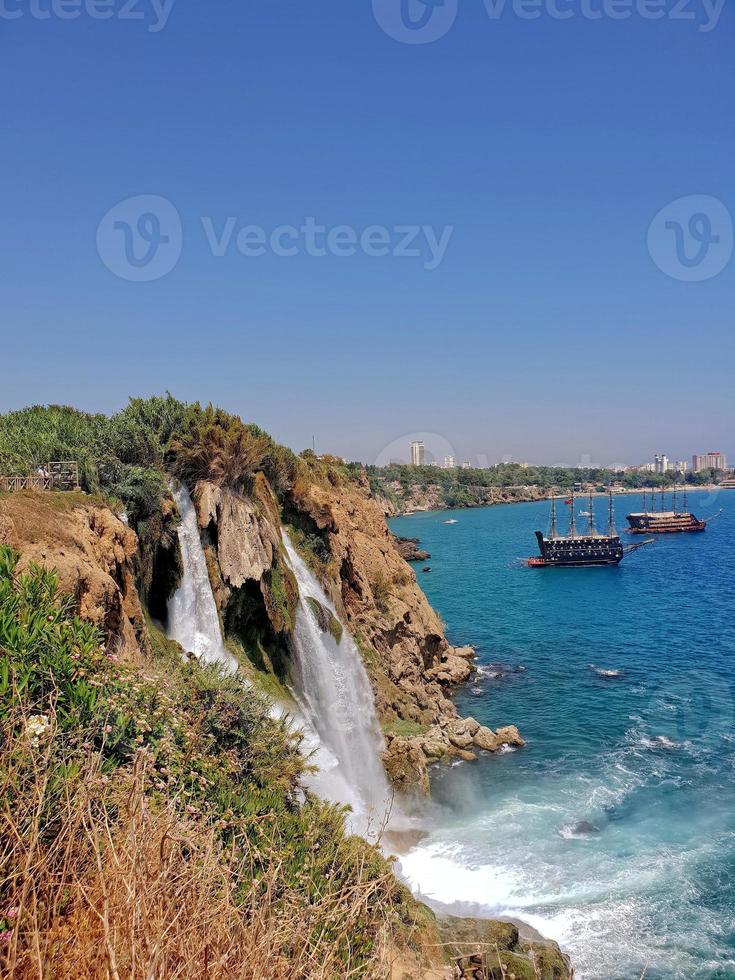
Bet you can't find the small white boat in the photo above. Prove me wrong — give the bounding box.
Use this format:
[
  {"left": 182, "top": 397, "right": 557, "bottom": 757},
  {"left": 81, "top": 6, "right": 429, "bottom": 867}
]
[{"left": 443, "top": 518, "right": 458, "bottom": 525}]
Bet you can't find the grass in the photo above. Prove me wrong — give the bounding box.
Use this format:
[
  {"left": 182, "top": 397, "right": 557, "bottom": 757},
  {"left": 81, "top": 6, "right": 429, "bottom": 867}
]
[
  {"left": 0, "top": 547, "right": 435, "bottom": 978},
  {"left": 381, "top": 719, "right": 428, "bottom": 739}
]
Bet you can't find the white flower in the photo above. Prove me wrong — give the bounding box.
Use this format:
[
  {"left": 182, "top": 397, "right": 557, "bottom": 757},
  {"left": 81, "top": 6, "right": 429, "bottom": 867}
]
[{"left": 26, "top": 714, "right": 51, "bottom": 747}]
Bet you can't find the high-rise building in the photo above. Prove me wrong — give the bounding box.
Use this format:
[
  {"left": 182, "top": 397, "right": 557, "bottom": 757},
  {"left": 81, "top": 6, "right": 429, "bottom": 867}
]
[
  {"left": 443, "top": 455, "right": 455, "bottom": 469},
  {"left": 410, "top": 441, "right": 425, "bottom": 466},
  {"left": 692, "top": 452, "right": 727, "bottom": 472},
  {"left": 654, "top": 454, "right": 669, "bottom": 474},
  {"left": 462, "top": 460, "right": 471, "bottom": 469},
  {"left": 675, "top": 460, "right": 689, "bottom": 474}
]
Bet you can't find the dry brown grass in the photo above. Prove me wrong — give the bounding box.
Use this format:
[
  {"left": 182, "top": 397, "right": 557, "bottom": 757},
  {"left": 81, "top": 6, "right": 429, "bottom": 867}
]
[{"left": 0, "top": 720, "right": 402, "bottom": 980}]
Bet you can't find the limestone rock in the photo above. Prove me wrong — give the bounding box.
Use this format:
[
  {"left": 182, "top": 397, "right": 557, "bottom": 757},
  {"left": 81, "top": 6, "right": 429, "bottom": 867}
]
[
  {"left": 288, "top": 475, "right": 468, "bottom": 742},
  {"left": 391, "top": 534, "right": 431, "bottom": 563},
  {"left": 194, "top": 480, "right": 277, "bottom": 589},
  {"left": 420, "top": 738, "right": 448, "bottom": 760},
  {"left": 453, "top": 645, "right": 476, "bottom": 661},
  {"left": 428, "top": 654, "right": 473, "bottom": 686},
  {"left": 473, "top": 726, "right": 501, "bottom": 752},
  {"left": 0, "top": 493, "right": 147, "bottom": 660},
  {"left": 447, "top": 727, "right": 474, "bottom": 750},
  {"left": 382, "top": 737, "right": 430, "bottom": 795},
  {"left": 495, "top": 725, "right": 525, "bottom": 748}
]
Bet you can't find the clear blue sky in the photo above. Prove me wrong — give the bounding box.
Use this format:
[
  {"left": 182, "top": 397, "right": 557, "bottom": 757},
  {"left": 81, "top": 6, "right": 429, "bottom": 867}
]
[{"left": 1, "top": 0, "right": 733, "bottom": 466}]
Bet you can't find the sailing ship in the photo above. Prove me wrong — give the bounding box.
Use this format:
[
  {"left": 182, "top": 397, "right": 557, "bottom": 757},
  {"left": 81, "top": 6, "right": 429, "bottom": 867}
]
[
  {"left": 626, "top": 487, "right": 706, "bottom": 534},
  {"left": 528, "top": 492, "right": 652, "bottom": 568}
]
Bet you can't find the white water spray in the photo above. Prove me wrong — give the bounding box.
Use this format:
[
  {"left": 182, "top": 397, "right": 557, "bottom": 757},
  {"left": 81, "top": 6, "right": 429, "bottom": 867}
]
[
  {"left": 167, "top": 483, "right": 238, "bottom": 673},
  {"left": 283, "top": 533, "right": 395, "bottom": 836}
]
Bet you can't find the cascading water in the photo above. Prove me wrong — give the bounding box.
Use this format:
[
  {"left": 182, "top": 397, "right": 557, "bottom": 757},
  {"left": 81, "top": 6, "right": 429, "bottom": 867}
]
[
  {"left": 165, "top": 495, "right": 399, "bottom": 837},
  {"left": 283, "top": 533, "right": 395, "bottom": 837},
  {"left": 167, "top": 482, "right": 238, "bottom": 673}
]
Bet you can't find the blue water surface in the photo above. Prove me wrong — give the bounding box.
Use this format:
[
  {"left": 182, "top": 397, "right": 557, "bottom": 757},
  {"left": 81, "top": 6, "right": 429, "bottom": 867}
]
[{"left": 390, "top": 491, "right": 735, "bottom": 980}]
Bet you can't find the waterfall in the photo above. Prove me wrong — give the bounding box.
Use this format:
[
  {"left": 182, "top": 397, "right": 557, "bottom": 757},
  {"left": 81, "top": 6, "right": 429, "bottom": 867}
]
[
  {"left": 167, "top": 482, "right": 239, "bottom": 673},
  {"left": 165, "top": 490, "right": 398, "bottom": 837},
  {"left": 283, "top": 533, "right": 395, "bottom": 836}
]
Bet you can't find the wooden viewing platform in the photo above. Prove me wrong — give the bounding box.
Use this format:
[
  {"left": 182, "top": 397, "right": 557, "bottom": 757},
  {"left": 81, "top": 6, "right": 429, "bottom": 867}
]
[{"left": 0, "top": 461, "right": 80, "bottom": 493}]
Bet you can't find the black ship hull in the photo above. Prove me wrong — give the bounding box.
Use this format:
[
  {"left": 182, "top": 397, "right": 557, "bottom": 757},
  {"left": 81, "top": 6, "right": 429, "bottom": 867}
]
[
  {"left": 626, "top": 512, "right": 706, "bottom": 534},
  {"left": 528, "top": 530, "right": 624, "bottom": 568}
]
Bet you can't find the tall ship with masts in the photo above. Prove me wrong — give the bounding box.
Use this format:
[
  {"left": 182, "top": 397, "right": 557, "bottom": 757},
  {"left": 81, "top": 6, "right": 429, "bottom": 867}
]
[
  {"left": 626, "top": 486, "right": 706, "bottom": 534},
  {"left": 528, "top": 492, "right": 652, "bottom": 568}
]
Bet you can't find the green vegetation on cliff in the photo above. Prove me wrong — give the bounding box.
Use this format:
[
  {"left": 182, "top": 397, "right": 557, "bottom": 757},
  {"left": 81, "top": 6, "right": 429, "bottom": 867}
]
[
  {"left": 0, "top": 548, "right": 433, "bottom": 977},
  {"left": 365, "top": 460, "right": 719, "bottom": 513},
  {"left": 0, "top": 398, "right": 350, "bottom": 533}
]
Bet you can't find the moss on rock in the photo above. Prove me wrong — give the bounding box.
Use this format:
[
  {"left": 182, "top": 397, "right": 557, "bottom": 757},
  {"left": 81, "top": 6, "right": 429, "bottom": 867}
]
[{"left": 305, "top": 595, "right": 343, "bottom": 645}]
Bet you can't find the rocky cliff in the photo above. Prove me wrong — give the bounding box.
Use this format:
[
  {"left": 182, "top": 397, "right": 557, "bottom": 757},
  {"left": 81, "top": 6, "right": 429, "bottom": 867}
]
[
  {"left": 0, "top": 470, "right": 523, "bottom": 796},
  {"left": 200, "top": 471, "right": 524, "bottom": 792},
  {"left": 0, "top": 491, "right": 147, "bottom": 660}
]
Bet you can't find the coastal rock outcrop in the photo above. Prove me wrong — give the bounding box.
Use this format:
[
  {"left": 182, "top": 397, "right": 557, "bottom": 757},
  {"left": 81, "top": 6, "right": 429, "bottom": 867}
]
[
  {"left": 0, "top": 492, "right": 147, "bottom": 659},
  {"left": 376, "top": 480, "right": 549, "bottom": 517},
  {"left": 437, "top": 916, "right": 573, "bottom": 979},
  {"left": 392, "top": 534, "right": 430, "bottom": 563}
]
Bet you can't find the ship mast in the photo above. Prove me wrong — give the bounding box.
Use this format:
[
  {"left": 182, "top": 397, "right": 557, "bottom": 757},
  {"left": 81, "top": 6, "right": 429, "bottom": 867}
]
[
  {"left": 588, "top": 492, "right": 596, "bottom": 536},
  {"left": 607, "top": 489, "right": 617, "bottom": 535},
  {"left": 568, "top": 490, "right": 576, "bottom": 538},
  {"left": 660, "top": 485, "right": 665, "bottom": 512},
  {"left": 548, "top": 494, "right": 558, "bottom": 540},
  {"left": 642, "top": 488, "right": 647, "bottom": 513}
]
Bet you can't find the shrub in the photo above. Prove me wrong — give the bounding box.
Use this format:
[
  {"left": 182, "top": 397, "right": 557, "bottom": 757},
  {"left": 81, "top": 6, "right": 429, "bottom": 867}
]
[
  {"left": 170, "top": 406, "right": 271, "bottom": 491},
  {"left": 0, "top": 550, "right": 428, "bottom": 978}
]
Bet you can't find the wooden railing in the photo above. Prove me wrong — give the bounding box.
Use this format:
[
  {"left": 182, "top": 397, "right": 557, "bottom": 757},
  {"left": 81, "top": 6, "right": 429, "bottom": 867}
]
[
  {"left": 0, "top": 462, "right": 80, "bottom": 494},
  {"left": 0, "top": 475, "right": 54, "bottom": 492}
]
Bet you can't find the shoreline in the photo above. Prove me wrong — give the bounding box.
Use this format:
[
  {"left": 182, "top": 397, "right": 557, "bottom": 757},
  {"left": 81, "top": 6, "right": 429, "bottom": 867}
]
[
  {"left": 386, "top": 512, "right": 575, "bottom": 978},
  {"left": 387, "top": 483, "right": 724, "bottom": 519}
]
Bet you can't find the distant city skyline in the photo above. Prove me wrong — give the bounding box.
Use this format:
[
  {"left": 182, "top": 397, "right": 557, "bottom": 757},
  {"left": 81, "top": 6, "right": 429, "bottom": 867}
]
[{"left": 378, "top": 440, "right": 732, "bottom": 472}]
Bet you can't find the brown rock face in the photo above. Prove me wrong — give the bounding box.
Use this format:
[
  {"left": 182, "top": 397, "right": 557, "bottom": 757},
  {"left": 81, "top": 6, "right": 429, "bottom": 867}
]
[
  {"left": 290, "top": 477, "right": 464, "bottom": 727},
  {"left": 382, "top": 737, "right": 430, "bottom": 796},
  {"left": 0, "top": 492, "right": 147, "bottom": 659},
  {"left": 288, "top": 474, "right": 522, "bottom": 790},
  {"left": 473, "top": 726, "right": 501, "bottom": 752},
  {"left": 494, "top": 725, "right": 525, "bottom": 748},
  {"left": 192, "top": 477, "right": 298, "bottom": 636},
  {"left": 195, "top": 478, "right": 278, "bottom": 590}
]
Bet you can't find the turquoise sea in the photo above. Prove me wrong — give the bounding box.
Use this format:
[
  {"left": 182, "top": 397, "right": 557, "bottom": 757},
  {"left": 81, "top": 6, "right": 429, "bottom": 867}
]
[{"left": 390, "top": 490, "right": 735, "bottom": 980}]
